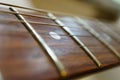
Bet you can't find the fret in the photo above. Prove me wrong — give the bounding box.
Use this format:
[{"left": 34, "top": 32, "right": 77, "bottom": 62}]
[
  {"left": 81, "top": 19, "right": 120, "bottom": 49},
  {"left": 0, "top": 9, "right": 60, "bottom": 80},
  {"left": 0, "top": 7, "right": 59, "bottom": 26},
  {"left": 82, "top": 19, "right": 120, "bottom": 52},
  {"left": 85, "top": 20, "right": 120, "bottom": 55},
  {"left": 105, "top": 23, "right": 120, "bottom": 42},
  {"left": 0, "top": 3, "right": 119, "bottom": 80},
  {"left": 31, "top": 25, "right": 99, "bottom": 78},
  {"left": 75, "top": 17, "right": 120, "bottom": 59},
  {"left": 47, "top": 13, "right": 101, "bottom": 68},
  {"left": 87, "top": 19, "right": 120, "bottom": 43},
  {"left": 49, "top": 15, "right": 119, "bottom": 68},
  {"left": 55, "top": 16, "right": 82, "bottom": 28},
  {"left": 9, "top": 7, "right": 67, "bottom": 78}
]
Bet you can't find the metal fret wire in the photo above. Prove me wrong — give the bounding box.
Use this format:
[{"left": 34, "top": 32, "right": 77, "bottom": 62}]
[
  {"left": 95, "top": 20, "right": 120, "bottom": 43},
  {"left": 1, "top": 8, "right": 119, "bottom": 44},
  {"left": 47, "top": 13, "right": 101, "bottom": 68},
  {"left": 0, "top": 2, "right": 116, "bottom": 78},
  {"left": 9, "top": 7, "right": 67, "bottom": 78},
  {"left": 75, "top": 17, "right": 120, "bottom": 59},
  {"left": 86, "top": 19, "right": 120, "bottom": 43}
]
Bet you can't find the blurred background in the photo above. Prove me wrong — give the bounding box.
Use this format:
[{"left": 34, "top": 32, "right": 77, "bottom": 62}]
[{"left": 0, "top": 0, "right": 120, "bottom": 80}]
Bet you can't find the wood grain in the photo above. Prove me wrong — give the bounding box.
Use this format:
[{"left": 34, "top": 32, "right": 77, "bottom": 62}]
[{"left": 0, "top": 7, "right": 119, "bottom": 80}]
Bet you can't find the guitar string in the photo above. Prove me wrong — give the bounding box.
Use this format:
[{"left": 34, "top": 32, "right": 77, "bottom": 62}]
[
  {"left": 82, "top": 19, "right": 120, "bottom": 43},
  {"left": 0, "top": 3, "right": 83, "bottom": 29},
  {"left": 0, "top": 6, "right": 119, "bottom": 38},
  {"left": 0, "top": 2, "right": 119, "bottom": 53},
  {"left": 95, "top": 20, "right": 120, "bottom": 43},
  {"left": 0, "top": 18, "right": 84, "bottom": 29},
  {"left": 0, "top": 7, "right": 96, "bottom": 38},
  {"left": 0, "top": 9, "right": 53, "bottom": 20},
  {"left": 0, "top": 2, "right": 119, "bottom": 79},
  {"left": 75, "top": 17, "right": 120, "bottom": 59},
  {"left": 10, "top": 7, "right": 68, "bottom": 78},
  {"left": 0, "top": 2, "right": 75, "bottom": 17},
  {"left": 1, "top": 3, "right": 69, "bottom": 80},
  {"left": 47, "top": 13, "right": 102, "bottom": 67},
  {"left": 0, "top": 2, "right": 120, "bottom": 35},
  {"left": 0, "top": 10, "right": 94, "bottom": 38},
  {"left": 0, "top": 10, "right": 80, "bottom": 29},
  {"left": 0, "top": 9, "right": 119, "bottom": 39},
  {"left": 0, "top": 20, "right": 95, "bottom": 39},
  {"left": 0, "top": 4, "right": 102, "bottom": 68},
  {"left": 0, "top": 10, "right": 119, "bottom": 45},
  {"left": 0, "top": 19, "right": 58, "bottom": 26},
  {"left": 0, "top": 3, "right": 119, "bottom": 39},
  {"left": 0, "top": 5, "right": 119, "bottom": 47}
]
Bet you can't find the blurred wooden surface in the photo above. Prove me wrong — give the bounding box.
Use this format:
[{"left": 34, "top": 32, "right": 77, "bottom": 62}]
[
  {"left": 0, "top": 6, "right": 119, "bottom": 80},
  {"left": 0, "top": 0, "right": 119, "bottom": 80}
]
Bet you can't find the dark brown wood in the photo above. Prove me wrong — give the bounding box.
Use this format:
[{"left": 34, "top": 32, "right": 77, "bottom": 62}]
[
  {"left": 82, "top": 19, "right": 120, "bottom": 52},
  {"left": 0, "top": 7, "right": 119, "bottom": 80},
  {"left": 54, "top": 14, "right": 120, "bottom": 77},
  {"left": 0, "top": 10, "right": 59, "bottom": 80}
]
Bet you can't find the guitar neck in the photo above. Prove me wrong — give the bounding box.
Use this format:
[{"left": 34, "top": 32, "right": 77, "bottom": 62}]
[{"left": 0, "top": 3, "right": 119, "bottom": 80}]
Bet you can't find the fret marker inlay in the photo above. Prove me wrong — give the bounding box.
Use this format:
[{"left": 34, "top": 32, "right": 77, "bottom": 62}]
[
  {"left": 49, "top": 32, "right": 61, "bottom": 40},
  {"left": 9, "top": 7, "right": 67, "bottom": 78},
  {"left": 47, "top": 13, "right": 102, "bottom": 68}
]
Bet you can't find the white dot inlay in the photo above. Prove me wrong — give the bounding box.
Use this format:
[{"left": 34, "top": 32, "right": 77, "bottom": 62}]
[{"left": 49, "top": 32, "right": 61, "bottom": 40}]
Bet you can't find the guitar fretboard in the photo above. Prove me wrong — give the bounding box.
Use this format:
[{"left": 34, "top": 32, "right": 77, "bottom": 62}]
[{"left": 0, "top": 2, "right": 119, "bottom": 80}]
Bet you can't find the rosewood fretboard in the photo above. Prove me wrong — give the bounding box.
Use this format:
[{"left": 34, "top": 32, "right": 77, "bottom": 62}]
[{"left": 0, "top": 2, "right": 119, "bottom": 80}]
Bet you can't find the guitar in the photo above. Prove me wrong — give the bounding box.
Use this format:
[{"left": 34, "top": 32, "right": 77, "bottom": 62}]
[{"left": 0, "top": 2, "right": 119, "bottom": 80}]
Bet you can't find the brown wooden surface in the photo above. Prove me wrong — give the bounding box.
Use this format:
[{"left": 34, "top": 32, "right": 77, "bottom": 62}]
[{"left": 0, "top": 7, "right": 119, "bottom": 80}]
